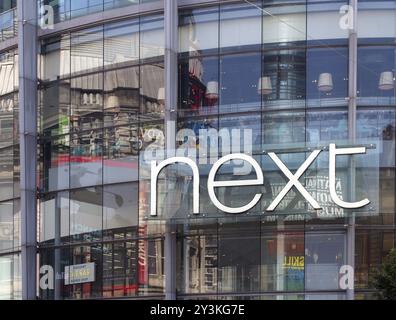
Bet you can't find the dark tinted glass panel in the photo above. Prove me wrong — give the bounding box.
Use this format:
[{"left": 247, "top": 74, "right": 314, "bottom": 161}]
[{"left": 220, "top": 53, "right": 262, "bottom": 113}]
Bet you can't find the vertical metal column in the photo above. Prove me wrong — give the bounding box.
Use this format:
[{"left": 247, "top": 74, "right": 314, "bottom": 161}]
[
  {"left": 346, "top": 0, "right": 358, "bottom": 301},
  {"left": 18, "top": 0, "right": 38, "bottom": 300},
  {"left": 54, "top": 196, "right": 61, "bottom": 300},
  {"left": 164, "top": 0, "right": 178, "bottom": 300},
  {"left": 276, "top": 218, "right": 285, "bottom": 300}
]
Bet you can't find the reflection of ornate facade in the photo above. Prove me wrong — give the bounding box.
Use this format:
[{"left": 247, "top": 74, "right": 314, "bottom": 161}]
[{"left": 0, "top": 0, "right": 395, "bottom": 300}]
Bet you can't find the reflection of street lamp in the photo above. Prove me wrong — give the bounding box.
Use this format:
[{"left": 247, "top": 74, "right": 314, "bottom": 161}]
[
  {"left": 157, "top": 87, "right": 165, "bottom": 104},
  {"left": 205, "top": 81, "right": 219, "bottom": 108},
  {"left": 258, "top": 76, "right": 272, "bottom": 95},
  {"left": 379, "top": 71, "right": 394, "bottom": 90},
  {"left": 205, "top": 81, "right": 219, "bottom": 100},
  {"left": 318, "top": 73, "right": 333, "bottom": 92}
]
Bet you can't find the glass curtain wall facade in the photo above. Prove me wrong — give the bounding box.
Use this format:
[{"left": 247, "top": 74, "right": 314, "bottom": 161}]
[
  {"left": 0, "top": 46, "right": 20, "bottom": 300},
  {"left": 38, "top": 13, "right": 165, "bottom": 299},
  {"left": 175, "top": 0, "right": 352, "bottom": 300},
  {"left": 0, "top": 0, "right": 395, "bottom": 300}
]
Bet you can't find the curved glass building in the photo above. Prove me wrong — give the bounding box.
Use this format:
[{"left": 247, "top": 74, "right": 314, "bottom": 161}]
[{"left": 0, "top": 0, "right": 395, "bottom": 300}]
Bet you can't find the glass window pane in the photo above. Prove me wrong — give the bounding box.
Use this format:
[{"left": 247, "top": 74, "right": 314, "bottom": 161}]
[
  {"left": 0, "top": 201, "right": 13, "bottom": 252},
  {"left": 12, "top": 52, "right": 18, "bottom": 90},
  {"left": 0, "top": 51, "right": 14, "bottom": 97},
  {"left": 263, "top": 111, "right": 306, "bottom": 145},
  {"left": 358, "top": 1, "right": 396, "bottom": 39},
  {"left": 0, "top": 5, "right": 16, "bottom": 42},
  {"left": 307, "top": 47, "right": 348, "bottom": 104},
  {"left": 357, "top": 46, "right": 395, "bottom": 105},
  {"left": 40, "top": 35, "right": 71, "bottom": 81},
  {"left": 0, "top": 254, "right": 20, "bottom": 300},
  {"left": 357, "top": 109, "right": 395, "bottom": 167},
  {"left": 70, "top": 0, "right": 103, "bottom": 19},
  {"left": 39, "top": 192, "right": 70, "bottom": 244},
  {"left": 71, "top": 26, "right": 103, "bottom": 76},
  {"left": 263, "top": 3, "right": 306, "bottom": 46},
  {"left": 103, "top": 125, "right": 139, "bottom": 184},
  {"left": 177, "top": 230, "right": 218, "bottom": 294},
  {"left": 0, "top": 147, "right": 13, "bottom": 201},
  {"left": 219, "top": 113, "right": 261, "bottom": 155},
  {"left": 103, "top": 183, "right": 138, "bottom": 230},
  {"left": 179, "top": 56, "right": 219, "bottom": 116},
  {"left": 140, "top": 63, "right": 164, "bottom": 119},
  {"left": 307, "top": 0, "right": 348, "bottom": 42},
  {"left": 70, "top": 73, "right": 103, "bottom": 188},
  {"left": 104, "top": 0, "right": 139, "bottom": 10},
  {"left": 263, "top": 49, "right": 306, "bottom": 108},
  {"left": 0, "top": 95, "right": 14, "bottom": 149},
  {"left": 40, "top": 135, "right": 70, "bottom": 192},
  {"left": 70, "top": 187, "right": 103, "bottom": 242},
  {"left": 305, "top": 232, "right": 346, "bottom": 291},
  {"left": 218, "top": 222, "right": 260, "bottom": 293},
  {"left": 139, "top": 121, "right": 165, "bottom": 228},
  {"left": 104, "top": 19, "right": 139, "bottom": 67},
  {"left": 306, "top": 111, "right": 348, "bottom": 143},
  {"left": 13, "top": 199, "right": 20, "bottom": 249},
  {"left": 70, "top": 129, "right": 103, "bottom": 188},
  {"left": 265, "top": 230, "right": 305, "bottom": 292},
  {"left": 140, "top": 15, "right": 164, "bottom": 60},
  {"left": 179, "top": 7, "right": 219, "bottom": 55},
  {"left": 355, "top": 230, "right": 395, "bottom": 290},
  {"left": 102, "top": 239, "right": 139, "bottom": 298},
  {"left": 220, "top": 53, "right": 262, "bottom": 113},
  {"left": 71, "top": 74, "right": 103, "bottom": 130},
  {"left": 40, "top": 0, "right": 70, "bottom": 23},
  {"left": 68, "top": 244, "right": 103, "bottom": 299},
  {"left": 138, "top": 238, "right": 164, "bottom": 295},
  {"left": 12, "top": 143, "right": 19, "bottom": 199},
  {"left": 103, "top": 66, "right": 139, "bottom": 184},
  {"left": 40, "top": 80, "right": 70, "bottom": 137},
  {"left": 220, "top": 1, "right": 262, "bottom": 52},
  {"left": 104, "top": 67, "right": 140, "bottom": 126}
]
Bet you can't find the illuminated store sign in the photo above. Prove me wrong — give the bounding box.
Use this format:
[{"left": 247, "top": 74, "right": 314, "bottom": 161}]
[
  {"left": 283, "top": 256, "right": 305, "bottom": 270},
  {"left": 150, "top": 144, "right": 371, "bottom": 216},
  {"left": 64, "top": 263, "right": 95, "bottom": 285}
]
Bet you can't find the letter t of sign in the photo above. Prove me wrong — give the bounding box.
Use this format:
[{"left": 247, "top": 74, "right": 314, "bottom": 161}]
[
  {"left": 267, "top": 150, "right": 322, "bottom": 211},
  {"left": 329, "top": 144, "right": 370, "bottom": 209}
]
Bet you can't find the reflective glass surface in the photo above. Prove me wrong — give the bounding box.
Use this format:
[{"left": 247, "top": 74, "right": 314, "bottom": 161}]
[
  {"left": 37, "top": 14, "right": 165, "bottom": 298},
  {"left": 31, "top": 0, "right": 396, "bottom": 300}
]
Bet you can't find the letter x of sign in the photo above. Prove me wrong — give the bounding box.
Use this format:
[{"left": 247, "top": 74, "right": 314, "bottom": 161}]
[{"left": 266, "top": 150, "right": 321, "bottom": 212}]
